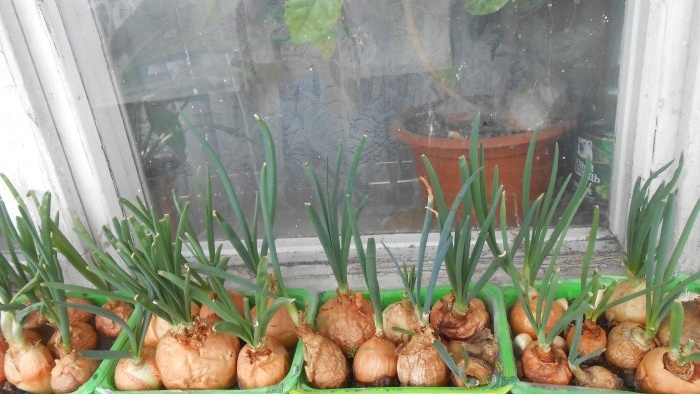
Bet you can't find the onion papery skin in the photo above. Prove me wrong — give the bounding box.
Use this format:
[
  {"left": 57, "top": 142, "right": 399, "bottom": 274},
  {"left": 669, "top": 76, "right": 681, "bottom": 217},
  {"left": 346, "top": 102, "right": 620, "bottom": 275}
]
[
  {"left": 144, "top": 303, "right": 200, "bottom": 348},
  {"left": 316, "top": 291, "right": 375, "bottom": 357},
  {"left": 48, "top": 321, "right": 99, "bottom": 358},
  {"left": 572, "top": 365, "right": 623, "bottom": 390},
  {"left": 252, "top": 300, "right": 298, "bottom": 351},
  {"left": 657, "top": 297, "right": 700, "bottom": 349},
  {"left": 4, "top": 343, "right": 54, "bottom": 393},
  {"left": 115, "top": 347, "right": 162, "bottom": 391},
  {"left": 296, "top": 323, "right": 349, "bottom": 389},
  {"left": 521, "top": 341, "right": 572, "bottom": 385},
  {"left": 22, "top": 311, "right": 48, "bottom": 331},
  {"left": 50, "top": 351, "right": 99, "bottom": 393},
  {"left": 396, "top": 329, "right": 449, "bottom": 387},
  {"left": 447, "top": 330, "right": 499, "bottom": 366},
  {"left": 636, "top": 347, "right": 700, "bottom": 394},
  {"left": 155, "top": 322, "right": 238, "bottom": 389},
  {"left": 430, "top": 294, "right": 489, "bottom": 341},
  {"left": 565, "top": 319, "right": 607, "bottom": 357},
  {"left": 605, "top": 279, "right": 647, "bottom": 326},
  {"left": 0, "top": 336, "right": 8, "bottom": 384},
  {"left": 509, "top": 295, "right": 565, "bottom": 340},
  {"left": 353, "top": 335, "right": 398, "bottom": 387},
  {"left": 237, "top": 337, "right": 290, "bottom": 389},
  {"left": 66, "top": 297, "right": 95, "bottom": 325},
  {"left": 605, "top": 321, "right": 656, "bottom": 370},
  {"left": 382, "top": 299, "right": 421, "bottom": 345},
  {"left": 450, "top": 356, "right": 494, "bottom": 387},
  {"left": 95, "top": 300, "right": 134, "bottom": 339},
  {"left": 199, "top": 290, "right": 245, "bottom": 323}
]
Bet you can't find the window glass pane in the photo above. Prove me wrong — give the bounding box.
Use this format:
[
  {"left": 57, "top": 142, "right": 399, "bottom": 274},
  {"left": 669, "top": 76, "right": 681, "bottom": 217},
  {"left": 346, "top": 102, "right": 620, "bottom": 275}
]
[{"left": 75, "top": 0, "right": 624, "bottom": 236}]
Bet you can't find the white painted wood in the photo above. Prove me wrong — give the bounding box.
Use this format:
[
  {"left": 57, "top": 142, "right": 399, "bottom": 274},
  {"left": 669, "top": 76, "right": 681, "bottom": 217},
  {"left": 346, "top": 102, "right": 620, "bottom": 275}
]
[{"left": 611, "top": 0, "right": 700, "bottom": 272}]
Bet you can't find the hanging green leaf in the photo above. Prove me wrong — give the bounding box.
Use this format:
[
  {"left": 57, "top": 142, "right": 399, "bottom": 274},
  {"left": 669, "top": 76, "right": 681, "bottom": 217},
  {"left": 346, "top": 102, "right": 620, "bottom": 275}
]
[
  {"left": 312, "top": 32, "right": 338, "bottom": 60},
  {"left": 465, "top": 0, "right": 509, "bottom": 16},
  {"left": 285, "top": 0, "right": 343, "bottom": 45}
]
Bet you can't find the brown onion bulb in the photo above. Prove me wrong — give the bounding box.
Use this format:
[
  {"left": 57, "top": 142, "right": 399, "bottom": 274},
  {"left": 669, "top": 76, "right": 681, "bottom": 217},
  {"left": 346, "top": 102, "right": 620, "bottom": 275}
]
[
  {"left": 4, "top": 342, "right": 55, "bottom": 393},
  {"left": 510, "top": 295, "right": 565, "bottom": 340},
  {"left": 605, "top": 279, "right": 647, "bottom": 326},
  {"left": 0, "top": 336, "right": 7, "bottom": 385},
  {"left": 23, "top": 329, "right": 44, "bottom": 346},
  {"left": 199, "top": 290, "right": 245, "bottom": 323},
  {"left": 252, "top": 299, "right": 298, "bottom": 351},
  {"left": 353, "top": 335, "right": 398, "bottom": 386},
  {"left": 95, "top": 300, "right": 134, "bottom": 339},
  {"left": 636, "top": 347, "right": 700, "bottom": 394},
  {"left": 430, "top": 294, "right": 489, "bottom": 341},
  {"left": 521, "top": 341, "right": 572, "bottom": 385},
  {"left": 48, "top": 322, "right": 98, "bottom": 358},
  {"left": 50, "top": 351, "right": 99, "bottom": 393},
  {"left": 605, "top": 321, "right": 656, "bottom": 370},
  {"left": 114, "top": 347, "right": 162, "bottom": 391},
  {"left": 657, "top": 297, "right": 700, "bottom": 349},
  {"left": 396, "top": 329, "right": 449, "bottom": 386},
  {"left": 155, "top": 322, "right": 238, "bottom": 389},
  {"left": 382, "top": 298, "right": 421, "bottom": 345},
  {"left": 237, "top": 337, "right": 291, "bottom": 389},
  {"left": 450, "top": 356, "right": 494, "bottom": 387},
  {"left": 66, "top": 297, "right": 95, "bottom": 325},
  {"left": 144, "top": 303, "right": 200, "bottom": 347},
  {"left": 316, "top": 291, "right": 375, "bottom": 356},
  {"left": 22, "top": 310, "right": 49, "bottom": 331},
  {"left": 572, "top": 365, "right": 623, "bottom": 390},
  {"left": 565, "top": 319, "right": 607, "bottom": 357},
  {"left": 296, "top": 323, "right": 349, "bottom": 389}
]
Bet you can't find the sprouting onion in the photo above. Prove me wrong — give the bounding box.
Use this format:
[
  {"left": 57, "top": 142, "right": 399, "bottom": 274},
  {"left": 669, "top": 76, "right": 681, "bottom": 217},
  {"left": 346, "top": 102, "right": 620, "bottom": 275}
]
[
  {"left": 305, "top": 135, "right": 375, "bottom": 356},
  {"left": 566, "top": 315, "right": 623, "bottom": 390}
]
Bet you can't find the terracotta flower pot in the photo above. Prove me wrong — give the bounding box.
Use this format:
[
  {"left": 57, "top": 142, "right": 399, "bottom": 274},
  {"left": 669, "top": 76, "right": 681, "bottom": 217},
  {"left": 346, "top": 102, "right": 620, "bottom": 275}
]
[{"left": 392, "top": 120, "right": 567, "bottom": 226}]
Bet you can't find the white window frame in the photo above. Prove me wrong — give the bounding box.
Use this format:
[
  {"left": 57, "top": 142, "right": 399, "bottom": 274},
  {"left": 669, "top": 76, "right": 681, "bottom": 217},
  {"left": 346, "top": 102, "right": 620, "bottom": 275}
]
[{"left": 1, "top": 1, "right": 698, "bottom": 287}]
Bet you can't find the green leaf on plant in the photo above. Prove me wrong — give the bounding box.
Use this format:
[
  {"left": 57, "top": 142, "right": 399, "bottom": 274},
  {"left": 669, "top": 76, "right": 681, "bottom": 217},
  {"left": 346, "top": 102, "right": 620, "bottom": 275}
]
[
  {"left": 465, "top": 0, "right": 509, "bottom": 16},
  {"left": 312, "top": 32, "right": 338, "bottom": 59},
  {"left": 285, "top": 0, "right": 343, "bottom": 45}
]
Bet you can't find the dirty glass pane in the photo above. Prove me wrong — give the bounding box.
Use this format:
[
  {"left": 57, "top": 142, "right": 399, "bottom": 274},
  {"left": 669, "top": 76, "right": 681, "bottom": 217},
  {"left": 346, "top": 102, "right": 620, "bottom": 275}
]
[{"left": 68, "top": 0, "right": 624, "bottom": 236}]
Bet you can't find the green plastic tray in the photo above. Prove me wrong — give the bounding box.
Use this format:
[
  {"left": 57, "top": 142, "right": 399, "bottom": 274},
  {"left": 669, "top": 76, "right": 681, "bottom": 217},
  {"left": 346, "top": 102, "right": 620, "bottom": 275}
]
[
  {"left": 501, "top": 276, "right": 700, "bottom": 394},
  {"left": 294, "top": 283, "right": 515, "bottom": 393},
  {"left": 94, "top": 287, "right": 318, "bottom": 393}
]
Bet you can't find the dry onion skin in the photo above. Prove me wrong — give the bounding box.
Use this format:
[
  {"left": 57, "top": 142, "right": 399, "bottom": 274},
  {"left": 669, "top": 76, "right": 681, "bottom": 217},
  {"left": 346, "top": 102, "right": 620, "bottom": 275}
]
[
  {"left": 296, "top": 323, "right": 349, "bottom": 389},
  {"left": 95, "top": 300, "right": 134, "bottom": 339},
  {"left": 382, "top": 299, "right": 421, "bottom": 345},
  {"left": 520, "top": 341, "right": 572, "bottom": 385},
  {"left": 450, "top": 356, "right": 494, "bottom": 388},
  {"left": 571, "top": 365, "right": 623, "bottom": 390},
  {"left": 114, "top": 346, "right": 162, "bottom": 391},
  {"left": 0, "top": 336, "right": 8, "bottom": 385},
  {"left": 22, "top": 311, "right": 49, "bottom": 331},
  {"left": 237, "top": 337, "right": 291, "bottom": 389},
  {"left": 509, "top": 295, "right": 565, "bottom": 340},
  {"left": 605, "top": 321, "right": 656, "bottom": 370},
  {"left": 565, "top": 319, "right": 607, "bottom": 358},
  {"left": 48, "top": 321, "right": 99, "bottom": 358},
  {"left": 49, "top": 351, "right": 99, "bottom": 393},
  {"left": 4, "top": 342, "right": 55, "bottom": 393},
  {"left": 65, "top": 297, "right": 95, "bottom": 325},
  {"left": 605, "top": 279, "right": 647, "bottom": 326},
  {"left": 144, "top": 303, "right": 201, "bottom": 347},
  {"left": 352, "top": 334, "right": 398, "bottom": 387},
  {"left": 155, "top": 323, "right": 239, "bottom": 389},
  {"left": 657, "top": 297, "right": 700, "bottom": 349},
  {"left": 316, "top": 292, "right": 375, "bottom": 356},
  {"left": 429, "top": 294, "right": 489, "bottom": 341},
  {"left": 396, "top": 329, "right": 449, "bottom": 387},
  {"left": 636, "top": 347, "right": 700, "bottom": 394}
]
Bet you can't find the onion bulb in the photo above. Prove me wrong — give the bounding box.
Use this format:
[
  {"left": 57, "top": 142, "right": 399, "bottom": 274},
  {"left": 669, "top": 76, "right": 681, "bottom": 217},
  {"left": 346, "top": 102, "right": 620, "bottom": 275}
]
[
  {"left": 605, "top": 279, "right": 647, "bottom": 326},
  {"left": 48, "top": 322, "right": 98, "bottom": 358},
  {"left": 571, "top": 365, "right": 623, "bottom": 390},
  {"left": 199, "top": 290, "right": 245, "bottom": 323},
  {"left": 657, "top": 297, "right": 700, "bottom": 349},
  {"left": 252, "top": 300, "right": 298, "bottom": 351},
  {"left": 155, "top": 321, "right": 238, "bottom": 389},
  {"left": 520, "top": 341, "right": 572, "bottom": 385},
  {"left": 114, "top": 347, "right": 162, "bottom": 391},
  {"left": 636, "top": 347, "right": 700, "bottom": 394},
  {"left": 144, "top": 303, "right": 200, "bottom": 347},
  {"left": 65, "top": 297, "right": 95, "bottom": 325},
  {"left": 605, "top": 321, "right": 656, "bottom": 370},
  {"left": 565, "top": 319, "right": 607, "bottom": 357},
  {"left": 447, "top": 331, "right": 499, "bottom": 367},
  {"left": 352, "top": 334, "right": 398, "bottom": 386},
  {"left": 450, "top": 356, "right": 494, "bottom": 387},
  {"left": 396, "top": 328, "right": 449, "bottom": 386},
  {"left": 429, "top": 293, "right": 489, "bottom": 341},
  {"left": 4, "top": 342, "right": 55, "bottom": 393},
  {"left": 237, "top": 337, "right": 291, "bottom": 389},
  {"left": 509, "top": 295, "right": 565, "bottom": 340},
  {"left": 95, "top": 300, "right": 134, "bottom": 339},
  {"left": 316, "top": 291, "right": 375, "bottom": 356},
  {"left": 382, "top": 298, "right": 420, "bottom": 345},
  {"left": 296, "top": 323, "right": 349, "bottom": 389},
  {"left": 0, "top": 336, "right": 7, "bottom": 385},
  {"left": 50, "top": 351, "right": 99, "bottom": 393},
  {"left": 22, "top": 311, "right": 48, "bottom": 331}
]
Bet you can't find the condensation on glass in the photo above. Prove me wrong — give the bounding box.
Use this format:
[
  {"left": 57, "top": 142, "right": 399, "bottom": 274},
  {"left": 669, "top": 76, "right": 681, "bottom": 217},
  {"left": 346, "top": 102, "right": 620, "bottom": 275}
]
[{"left": 80, "top": 0, "right": 624, "bottom": 237}]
